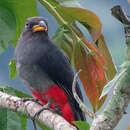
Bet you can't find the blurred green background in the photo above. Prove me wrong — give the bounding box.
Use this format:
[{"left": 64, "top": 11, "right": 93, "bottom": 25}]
[{"left": 0, "top": 0, "right": 129, "bottom": 129}]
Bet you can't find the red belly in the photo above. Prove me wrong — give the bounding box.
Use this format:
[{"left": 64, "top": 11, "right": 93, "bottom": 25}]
[{"left": 31, "top": 85, "right": 75, "bottom": 124}]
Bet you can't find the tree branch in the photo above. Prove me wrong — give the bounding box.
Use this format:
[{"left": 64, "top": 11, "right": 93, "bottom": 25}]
[
  {"left": 90, "top": 5, "right": 130, "bottom": 130},
  {"left": 0, "top": 91, "right": 77, "bottom": 130}
]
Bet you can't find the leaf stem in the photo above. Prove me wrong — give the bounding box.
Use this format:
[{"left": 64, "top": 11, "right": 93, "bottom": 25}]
[{"left": 41, "top": 0, "right": 67, "bottom": 25}]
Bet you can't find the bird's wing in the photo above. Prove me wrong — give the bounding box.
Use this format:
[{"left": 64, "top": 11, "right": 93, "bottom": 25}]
[
  {"left": 37, "top": 43, "right": 74, "bottom": 98},
  {"left": 37, "top": 42, "right": 85, "bottom": 121}
]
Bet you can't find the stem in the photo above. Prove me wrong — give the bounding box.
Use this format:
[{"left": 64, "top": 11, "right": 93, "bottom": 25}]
[{"left": 41, "top": 0, "right": 67, "bottom": 25}]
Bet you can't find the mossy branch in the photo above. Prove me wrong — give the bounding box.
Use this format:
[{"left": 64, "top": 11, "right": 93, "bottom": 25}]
[{"left": 90, "top": 5, "right": 130, "bottom": 130}]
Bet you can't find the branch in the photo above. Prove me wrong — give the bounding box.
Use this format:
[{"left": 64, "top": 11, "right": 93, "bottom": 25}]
[
  {"left": 90, "top": 5, "right": 130, "bottom": 130},
  {"left": 0, "top": 91, "right": 77, "bottom": 130},
  {"left": 111, "top": 5, "right": 130, "bottom": 25},
  {"left": 72, "top": 70, "right": 96, "bottom": 119}
]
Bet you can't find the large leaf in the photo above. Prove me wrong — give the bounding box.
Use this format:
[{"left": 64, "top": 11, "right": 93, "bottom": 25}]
[
  {"left": 0, "top": 0, "right": 39, "bottom": 47},
  {"left": 9, "top": 59, "right": 17, "bottom": 80},
  {"left": 39, "top": 0, "right": 116, "bottom": 111},
  {"left": 100, "top": 67, "right": 127, "bottom": 99},
  {"left": 0, "top": 6, "right": 15, "bottom": 54},
  {"left": 0, "top": 108, "right": 7, "bottom": 130},
  {"left": 61, "top": 7, "right": 102, "bottom": 42},
  {"left": 39, "top": 0, "right": 102, "bottom": 42},
  {"left": 0, "top": 108, "right": 24, "bottom": 130},
  {"left": 0, "top": 0, "right": 39, "bottom": 78},
  {"left": 95, "top": 35, "right": 117, "bottom": 80},
  {"left": 74, "top": 43, "right": 107, "bottom": 112},
  {"left": 36, "top": 121, "right": 52, "bottom": 130},
  {"left": 52, "top": 25, "right": 73, "bottom": 60}
]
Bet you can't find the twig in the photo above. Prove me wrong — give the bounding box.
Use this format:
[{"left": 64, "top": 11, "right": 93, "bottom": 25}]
[
  {"left": 0, "top": 91, "right": 77, "bottom": 130},
  {"left": 90, "top": 5, "right": 130, "bottom": 130},
  {"left": 111, "top": 5, "right": 130, "bottom": 25},
  {"left": 72, "top": 70, "right": 96, "bottom": 119},
  {"left": 32, "top": 120, "right": 37, "bottom": 130}
]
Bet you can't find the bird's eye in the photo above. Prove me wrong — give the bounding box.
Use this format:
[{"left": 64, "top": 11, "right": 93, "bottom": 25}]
[
  {"left": 26, "top": 23, "right": 29, "bottom": 26},
  {"left": 25, "top": 23, "right": 30, "bottom": 29}
]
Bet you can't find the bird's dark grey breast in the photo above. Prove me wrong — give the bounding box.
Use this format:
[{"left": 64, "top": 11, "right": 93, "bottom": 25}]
[
  {"left": 15, "top": 36, "right": 54, "bottom": 92},
  {"left": 16, "top": 63, "right": 54, "bottom": 91}
]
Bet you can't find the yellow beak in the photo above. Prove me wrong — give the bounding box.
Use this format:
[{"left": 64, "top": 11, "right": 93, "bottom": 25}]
[{"left": 32, "top": 25, "right": 47, "bottom": 32}]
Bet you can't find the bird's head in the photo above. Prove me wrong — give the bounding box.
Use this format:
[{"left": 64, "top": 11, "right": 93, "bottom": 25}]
[{"left": 23, "top": 17, "right": 48, "bottom": 35}]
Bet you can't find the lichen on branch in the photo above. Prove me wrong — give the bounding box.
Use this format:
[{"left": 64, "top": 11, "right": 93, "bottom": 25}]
[{"left": 90, "top": 5, "right": 130, "bottom": 130}]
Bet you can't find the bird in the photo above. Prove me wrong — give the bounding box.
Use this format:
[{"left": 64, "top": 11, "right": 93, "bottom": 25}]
[{"left": 15, "top": 16, "right": 85, "bottom": 125}]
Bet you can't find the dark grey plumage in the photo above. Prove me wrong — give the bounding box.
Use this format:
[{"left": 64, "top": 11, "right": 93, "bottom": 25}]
[{"left": 15, "top": 17, "right": 85, "bottom": 121}]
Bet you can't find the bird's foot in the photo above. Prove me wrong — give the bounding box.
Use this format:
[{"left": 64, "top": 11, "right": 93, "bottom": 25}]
[
  {"left": 21, "top": 98, "right": 43, "bottom": 130},
  {"left": 51, "top": 105, "right": 62, "bottom": 115},
  {"left": 33, "top": 103, "right": 62, "bottom": 119},
  {"left": 21, "top": 98, "right": 42, "bottom": 106},
  {"left": 31, "top": 104, "right": 52, "bottom": 130},
  {"left": 33, "top": 103, "right": 51, "bottom": 119}
]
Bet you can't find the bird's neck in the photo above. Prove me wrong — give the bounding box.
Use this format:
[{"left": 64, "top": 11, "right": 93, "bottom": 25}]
[{"left": 22, "top": 31, "right": 49, "bottom": 42}]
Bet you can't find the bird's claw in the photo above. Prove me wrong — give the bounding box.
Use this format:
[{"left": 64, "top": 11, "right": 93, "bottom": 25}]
[
  {"left": 33, "top": 105, "right": 51, "bottom": 119},
  {"left": 21, "top": 98, "right": 42, "bottom": 106},
  {"left": 33, "top": 104, "right": 62, "bottom": 119},
  {"left": 51, "top": 105, "right": 62, "bottom": 115}
]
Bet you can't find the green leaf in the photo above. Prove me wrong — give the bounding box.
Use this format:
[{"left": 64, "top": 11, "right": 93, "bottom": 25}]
[
  {"left": 120, "top": 61, "right": 130, "bottom": 69},
  {"left": 0, "top": 86, "right": 31, "bottom": 98},
  {"left": 52, "top": 25, "right": 73, "bottom": 60},
  {"left": 9, "top": 59, "right": 18, "bottom": 80},
  {"left": 0, "top": 108, "right": 23, "bottom": 130},
  {"left": 0, "top": 0, "right": 39, "bottom": 47},
  {"left": 6, "top": 111, "right": 23, "bottom": 130},
  {"left": 0, "top": 6, "right": 15, "bottom": 54},
  {"left": 0, "top": 108, "right": 7, "bottom": 130},
  {"left": 18, "top": 114, "right": 27, "bottom": 130},
  {"left": 55, "top": 0, "right": 81, "bottom": 7},
  {"left": 100, "top": 69, "right": 127, "bottom": 99},
  {"left": 36, "top": 121, "right": 52, "bottom": 130},
  {"left": 1, "top": 0, "right": 39, "bottom": 80},
  {"left": 74, "top": 121, "right": 90, "bottom": 130}
]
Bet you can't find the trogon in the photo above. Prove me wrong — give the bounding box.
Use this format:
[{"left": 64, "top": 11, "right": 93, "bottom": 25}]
[{"left": 15, "top": 17, "right": 85, "bottom": 124}]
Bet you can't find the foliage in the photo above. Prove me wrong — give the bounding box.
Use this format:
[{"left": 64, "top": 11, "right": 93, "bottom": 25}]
[
  {"left": 0, "top": 6, "right": 15, "bottom": 54},
  {"left": 9, "top": 59, "right": 18, "bottom": 79},
  {"left": 74, "top": 121, "right": 90, "bottom": 130},
  {"left": 0, "top": 0, "right": 39, "bottom": 47}
]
